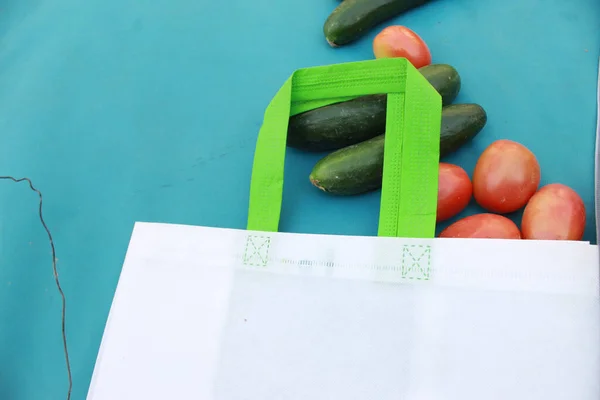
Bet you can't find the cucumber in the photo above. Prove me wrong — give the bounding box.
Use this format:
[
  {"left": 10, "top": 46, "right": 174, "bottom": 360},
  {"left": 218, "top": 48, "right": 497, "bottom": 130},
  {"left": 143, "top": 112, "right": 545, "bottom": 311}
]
[
  {"left": 309, "top": 104, "right": 487, "bottom": 195},
  {"left": 287, "top": 64, "right": 461, "bottom": 152},
  {"left": 324, "top": 0, "right": 433, "bottom": 46},
  {"left": 288, "top": 95, "right": 387, "bottom": 152},
  {"left": 418, "top": 64, "right": 461, "bottom": 106}
]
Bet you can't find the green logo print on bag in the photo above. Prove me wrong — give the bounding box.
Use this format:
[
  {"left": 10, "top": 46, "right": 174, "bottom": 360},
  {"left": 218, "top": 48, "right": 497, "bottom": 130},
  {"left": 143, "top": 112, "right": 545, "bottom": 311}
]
[{"left": 247, "top": 58, "right": 442, "bottom": 240}]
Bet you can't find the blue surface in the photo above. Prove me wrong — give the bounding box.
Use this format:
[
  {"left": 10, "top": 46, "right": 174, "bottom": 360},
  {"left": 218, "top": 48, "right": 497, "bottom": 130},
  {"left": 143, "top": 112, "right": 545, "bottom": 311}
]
[{"left": 0, "top": 0, "right": 598, "bottom": 398}]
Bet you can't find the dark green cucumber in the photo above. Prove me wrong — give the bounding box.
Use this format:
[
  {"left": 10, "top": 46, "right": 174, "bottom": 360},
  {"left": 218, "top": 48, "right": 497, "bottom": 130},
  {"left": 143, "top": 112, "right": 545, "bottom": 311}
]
[
  {"left": 288, "top": 95, "right": 387, "bottom": 152},
  {"left": 439, "top": 103, "right": 487, "bottom": 156},
  {"left": 311, "top": 135, "right": 387, "bottom": 195},
  {"left": 287, "top": 64, "right": 461, "bottom": 152},
  {"left": 324, "top": 0, "right": 433, "bottom": 46},
  {"left": 419, "top": 64, "right": 461, "bottom": 106},
  {"left": 309, "top": 103, "right": 487, "bottom": 195}
]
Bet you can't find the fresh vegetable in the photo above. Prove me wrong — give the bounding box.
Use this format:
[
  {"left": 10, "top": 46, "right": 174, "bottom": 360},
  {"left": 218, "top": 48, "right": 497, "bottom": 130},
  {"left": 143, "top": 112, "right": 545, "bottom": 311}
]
[
  {"left": 288, "top": 64, "right": 462, "bottom": 152},
  {"left": 373, "top": 26, "right": 431, "bottom": 68},
  {"left": 323, "top": 0, "right": 433, "bottom": 47},
  {"left": 439, "top": 214, "right": 522, "bottom": 239},
  {"left": 437, "top": 163, "right": 472, "bottom": 222},
  {"left": 311, "top": 135, "right": 386, "bottom": 195},
  {"left": 472, "top": 139, "right": 541, "bottom": 214},
  {"left": 521, "top": 183, "right": 586, "bottom": 240},
  {"left": 439, "top": 103, "right": 486, "bottom": 156},
  {"left": 309, "top": 103, "right": 487, "bottom": 195},
  {"left": 288, "top": 95, "right": 387, "bottom": 152},
  {"left": 418, "top": 64, "right": 462, "bottom": 107}
]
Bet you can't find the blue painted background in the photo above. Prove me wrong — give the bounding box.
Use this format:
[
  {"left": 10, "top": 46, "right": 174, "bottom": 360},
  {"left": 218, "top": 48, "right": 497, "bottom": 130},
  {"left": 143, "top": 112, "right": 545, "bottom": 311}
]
[{"left": 0, "top": 0, "right": 598, "bottom": 398}]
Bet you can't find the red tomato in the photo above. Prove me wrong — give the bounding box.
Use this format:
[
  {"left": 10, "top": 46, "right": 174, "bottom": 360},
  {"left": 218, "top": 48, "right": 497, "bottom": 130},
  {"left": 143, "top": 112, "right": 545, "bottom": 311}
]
[
  {"left": 521, "top": 183, "right": 586, "bottom": 240},
  {"left": 437, "top": 163, "right": 472, "bottom": 222},
  {"left": 439, "top": 213, "right": 521, "bottom": 239},
  {"left": 472, "top": 139, "right": 541, "bottom": 214},
  {"left": 372, "top": 26, "right": 432, "bottom": 68}
]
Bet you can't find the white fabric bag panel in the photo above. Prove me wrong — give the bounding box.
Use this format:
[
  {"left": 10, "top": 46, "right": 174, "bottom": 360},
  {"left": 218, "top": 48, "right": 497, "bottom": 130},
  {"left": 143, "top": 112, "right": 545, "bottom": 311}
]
[{"left": 86, "top": 222, "right": 600, "bottom": 400}]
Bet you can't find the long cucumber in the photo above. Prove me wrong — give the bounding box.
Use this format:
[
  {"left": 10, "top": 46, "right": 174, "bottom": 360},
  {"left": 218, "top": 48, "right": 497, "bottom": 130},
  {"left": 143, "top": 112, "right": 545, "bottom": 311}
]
[
  {"left": 287, "top": 64, "right": 461, "bottom": 152},
  {"left": 310, "top": 104, "right": 487, "bottom": 195},
  {"left": 324, "top": 0, "right": 434, "bottom": 46}
]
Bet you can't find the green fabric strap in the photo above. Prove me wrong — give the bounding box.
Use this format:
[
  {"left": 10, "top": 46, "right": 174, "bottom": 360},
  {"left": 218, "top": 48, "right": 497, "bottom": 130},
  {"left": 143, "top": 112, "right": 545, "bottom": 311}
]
[{"left": 247, "top": 58, "right": 442, "bottom": 238}]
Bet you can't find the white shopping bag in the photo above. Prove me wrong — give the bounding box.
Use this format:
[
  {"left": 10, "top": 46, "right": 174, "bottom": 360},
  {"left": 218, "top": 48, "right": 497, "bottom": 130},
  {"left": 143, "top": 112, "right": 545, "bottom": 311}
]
[
  {"left": 87, "top": 59, "right": 600, "bottom": 399},
  {"left": 86, "top": 223, "right": 600, "bottom": 400}
]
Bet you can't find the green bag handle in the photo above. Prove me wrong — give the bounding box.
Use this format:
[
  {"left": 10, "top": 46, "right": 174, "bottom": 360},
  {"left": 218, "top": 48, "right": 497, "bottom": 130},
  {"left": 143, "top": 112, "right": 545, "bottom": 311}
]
[{"left": 247, "top": 58, "right": 442, "bottom": 238}]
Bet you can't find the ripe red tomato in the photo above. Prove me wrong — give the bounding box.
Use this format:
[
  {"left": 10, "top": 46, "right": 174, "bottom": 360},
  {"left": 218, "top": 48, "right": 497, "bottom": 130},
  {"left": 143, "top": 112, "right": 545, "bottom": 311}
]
[
  {"left": 439, "top": 213, "right": 521, "bottom": 239},
  {"left": 521, "top": 183, "right": 586, "bottom": 240},
  {"left": 372, "top": 26, "right": 432, "bottom": 68},
  {"left": 472, "top": 139, "right": 541, "bottom": 214},
  {"left": 437, "top": 163, "right": 472, "bottom": 222}
]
